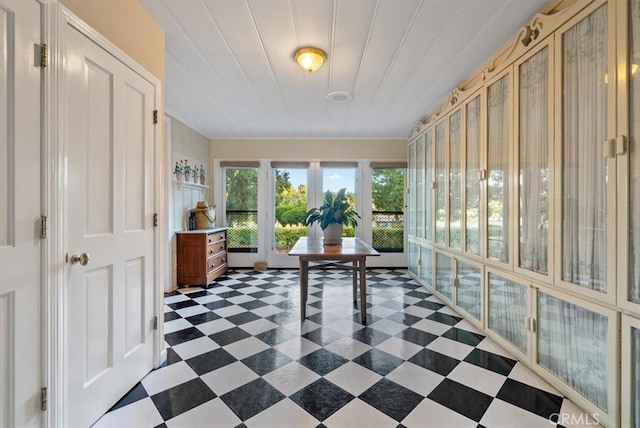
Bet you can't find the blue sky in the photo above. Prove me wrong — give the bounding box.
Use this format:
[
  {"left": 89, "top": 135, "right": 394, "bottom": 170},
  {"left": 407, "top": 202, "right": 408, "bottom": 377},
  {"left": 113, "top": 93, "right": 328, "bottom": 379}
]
[{"left": 285, "top": 168, "right": 355, "bottom": 193}]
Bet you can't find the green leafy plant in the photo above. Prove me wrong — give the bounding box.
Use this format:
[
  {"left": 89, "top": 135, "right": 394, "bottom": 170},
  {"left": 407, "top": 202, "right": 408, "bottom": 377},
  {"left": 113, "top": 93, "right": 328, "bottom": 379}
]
[{"left": 303, "top": 188, "right": 360, "bottom": 230}]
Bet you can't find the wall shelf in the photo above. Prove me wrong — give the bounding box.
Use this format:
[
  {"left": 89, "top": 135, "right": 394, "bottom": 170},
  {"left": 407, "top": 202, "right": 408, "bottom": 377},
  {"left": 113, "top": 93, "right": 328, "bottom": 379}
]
[{"left": 174, "top": 179, "right": 209, "bottom": 190}]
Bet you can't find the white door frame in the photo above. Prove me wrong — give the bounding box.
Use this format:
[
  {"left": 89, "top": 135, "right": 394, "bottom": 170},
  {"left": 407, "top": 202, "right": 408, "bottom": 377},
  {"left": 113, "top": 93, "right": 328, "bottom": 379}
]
[{"left": 43, "top": 4, "right": 166, "bottom": 426}]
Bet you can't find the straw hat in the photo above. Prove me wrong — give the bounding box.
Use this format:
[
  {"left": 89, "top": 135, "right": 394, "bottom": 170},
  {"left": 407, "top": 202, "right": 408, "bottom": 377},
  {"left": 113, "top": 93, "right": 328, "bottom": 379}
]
[{"left": 195, "top": 201, "right": 210, "bottom": 210}]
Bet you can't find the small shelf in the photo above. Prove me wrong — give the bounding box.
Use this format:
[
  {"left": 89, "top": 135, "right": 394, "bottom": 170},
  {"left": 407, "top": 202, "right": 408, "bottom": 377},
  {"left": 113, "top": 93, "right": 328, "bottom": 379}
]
[{"left": 174, "top": 179, "right": 209, "bottom": 190}]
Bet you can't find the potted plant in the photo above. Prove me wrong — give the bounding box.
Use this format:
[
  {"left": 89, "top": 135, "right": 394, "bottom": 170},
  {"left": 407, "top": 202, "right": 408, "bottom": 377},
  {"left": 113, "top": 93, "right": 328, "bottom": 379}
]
[
  {"left": 303, "top": 188, "right": 360, "bottom": 245},
  {"left": 174, "top": 160, "right": 184, "bottom": 181},
  {"left": 183, "top": 162, "right": 192, "bottom": 182},
  {"left": 198, "top": 164, "right": 206, "bottom": 185}
]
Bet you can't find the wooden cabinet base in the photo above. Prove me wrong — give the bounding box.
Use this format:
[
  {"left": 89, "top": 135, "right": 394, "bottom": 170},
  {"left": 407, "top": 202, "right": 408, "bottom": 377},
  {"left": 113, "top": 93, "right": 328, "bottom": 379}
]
[{"left": 177, "top": 228, "right": 228, "bottom": 287}]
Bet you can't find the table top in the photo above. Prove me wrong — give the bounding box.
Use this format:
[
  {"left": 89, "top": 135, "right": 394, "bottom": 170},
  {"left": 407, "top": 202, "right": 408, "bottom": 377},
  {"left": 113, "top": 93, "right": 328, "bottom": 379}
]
[{"left": 288, "top": 237, "right": 380, "bottom": 258}]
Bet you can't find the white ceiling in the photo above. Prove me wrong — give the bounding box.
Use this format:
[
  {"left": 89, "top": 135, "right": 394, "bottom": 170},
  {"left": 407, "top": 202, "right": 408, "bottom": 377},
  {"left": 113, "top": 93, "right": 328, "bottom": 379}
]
[{"left": 139, "top": 0, "right": 550, "bottom": 140}]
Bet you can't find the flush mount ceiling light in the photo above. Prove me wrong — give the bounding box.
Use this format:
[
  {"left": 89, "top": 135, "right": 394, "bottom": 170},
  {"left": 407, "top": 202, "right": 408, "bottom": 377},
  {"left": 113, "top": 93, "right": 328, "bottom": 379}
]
[
  {"left": 326, "top": 91, "right": 352, "bottom": 102},
  {"left": 294, "top": 47, "right": 326, "bottom": 73}
]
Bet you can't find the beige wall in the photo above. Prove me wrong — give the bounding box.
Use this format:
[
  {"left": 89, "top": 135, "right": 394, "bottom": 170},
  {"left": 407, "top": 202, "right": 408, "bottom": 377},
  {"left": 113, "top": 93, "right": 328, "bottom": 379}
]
[
  {"left": 59, "top": 0, "right": 164, "bottom": 83},
  {"left": 211, "top": 139, "right": 407, "bottom": 160}
]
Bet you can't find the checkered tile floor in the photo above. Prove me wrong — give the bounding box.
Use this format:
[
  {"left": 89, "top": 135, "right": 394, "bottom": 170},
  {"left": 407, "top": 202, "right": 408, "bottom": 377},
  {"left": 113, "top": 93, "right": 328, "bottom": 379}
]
[{"left": 93, "top": 269, "right": 592, "bottom": 427}]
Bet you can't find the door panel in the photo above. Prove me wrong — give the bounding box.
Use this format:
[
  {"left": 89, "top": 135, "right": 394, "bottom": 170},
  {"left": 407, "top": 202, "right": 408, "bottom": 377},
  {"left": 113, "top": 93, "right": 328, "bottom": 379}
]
[
  {"left": 0, "top": 1, "right": 41, "bottom": 426},
  {"left": 64, "top": 22, "right": 156, "bottom": 427}
]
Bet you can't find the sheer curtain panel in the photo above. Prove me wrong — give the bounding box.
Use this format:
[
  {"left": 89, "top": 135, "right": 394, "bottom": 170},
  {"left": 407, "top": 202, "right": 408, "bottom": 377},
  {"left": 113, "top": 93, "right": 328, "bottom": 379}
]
[
  {"left": 435, "top": 122, "right": 446, "bottom": 245},
  {"left": 488, "top": 273, "right": 528, "bottom": 353},
  {"left": 519, "top": 47, "right": 550, "bottom": 275},
  {"left": 465, "top": 96, "right": 482, "bottom": 256},
  {"left": 425, "top": 131, "right": 434, "bottom": 242},
  {"left": 449, "top": 111, "right": 462, "bottom": 249},
  {"left": 560, "top": 5, "right": 608, "bottom": 293},
  {"left": 629, "top": 0, "right": 640, "bottom": 304},
  {"left": 487, "top": 75, "right": 511, "bottom": 262}
]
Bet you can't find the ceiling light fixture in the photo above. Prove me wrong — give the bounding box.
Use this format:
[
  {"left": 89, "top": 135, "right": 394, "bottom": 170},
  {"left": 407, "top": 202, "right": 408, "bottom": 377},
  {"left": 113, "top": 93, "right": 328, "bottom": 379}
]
[{"left": 294, "top": 47, "right": 326, "bottom": 73}]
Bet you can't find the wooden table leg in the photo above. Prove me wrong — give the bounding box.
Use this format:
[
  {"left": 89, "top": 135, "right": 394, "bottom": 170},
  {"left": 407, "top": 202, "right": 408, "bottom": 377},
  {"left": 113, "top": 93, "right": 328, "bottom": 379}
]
[
  {"left": 359, "top": 258, "right": 367, "bottom": 324},
  {"left": 352, "top": 260, "right": 358, "bottom": 303},
  {"left": 300, "top": 259, "right": 308, "bottom": 321}
]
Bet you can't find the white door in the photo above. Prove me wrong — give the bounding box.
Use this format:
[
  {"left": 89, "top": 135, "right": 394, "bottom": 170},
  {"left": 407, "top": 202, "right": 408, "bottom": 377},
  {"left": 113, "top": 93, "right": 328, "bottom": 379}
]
[
  {"left": 63, "top": 22, "right": 157, "bottom": 427},
  {"left": 0, "top": 1, "right": 42, "bottom": 427}
]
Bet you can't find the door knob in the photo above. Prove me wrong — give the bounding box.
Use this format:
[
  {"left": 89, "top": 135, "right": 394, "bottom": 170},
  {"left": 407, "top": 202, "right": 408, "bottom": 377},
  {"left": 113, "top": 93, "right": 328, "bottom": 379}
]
[{"left": 69, "top": 253, "right": 90, "bottom": 266}]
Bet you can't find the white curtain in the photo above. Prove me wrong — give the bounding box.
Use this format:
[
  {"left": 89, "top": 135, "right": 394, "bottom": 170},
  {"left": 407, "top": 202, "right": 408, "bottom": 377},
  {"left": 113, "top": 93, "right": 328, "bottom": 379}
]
[
  {"left": 519, "top": 48, "right": 549, "bottom": 275},
  {"left": 487, "top": 75, "right": 510, "bottom": 262},
  {"left": 457, "top": 261, "right": 481, "bottom": 321},
  {"left": 435, "top": 122, "right": 446, "bottom": 244},
  {"left": 561, "top": 5, "right": 607, "bottom": 292},
  {"left": 420, "top": 246, "right": 433, "bottom": 287},
  {"left": 466, "top": 96, "right": 482, "bottom": 255},
  {"left": 449, "top": 111, "right": 462, "bottom": 249},
  {"left": 436, "top": 252, "right": 453, "bottom": 300},
  {"left": 630, "top": 0, "right": 640, "bottom": 303},
  {"left": 537, "top": 293, "right": 608, "bottom": 411},
  {"left": 416, "top": 136, "right": 424, "bottom": 238},
  {"left": 634, "top": 327, "right": 640, "bottom": 427},
  {"left": 488, "top": 273, "right": 528, "bottom": 353},
  {"left": 425, "top": 131, "right": 434, "bottom": 242},
  {"left": 408, "top": 143, "right": 416, "bottom": 237}
]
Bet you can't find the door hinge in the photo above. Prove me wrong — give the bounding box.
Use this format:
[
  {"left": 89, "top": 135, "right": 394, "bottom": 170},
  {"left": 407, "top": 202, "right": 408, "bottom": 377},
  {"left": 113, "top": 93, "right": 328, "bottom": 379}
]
[
  {"left": 41, "top": 387, "right": 47, "bottom": 411},
  {"left": 40, "top": 215, "right": 47, "bottom": 239},
  {"left": 153, "top": 110, "right": 158, "bottom": 124},
  {"left": 40, "top": 43, "right": 48, "bottom": 67},
  {"left": 153, "top": 213, "right": 158, "bottom": 227},
  {"left": 153, "top": 316, "right": 158, "bottom": 330}
]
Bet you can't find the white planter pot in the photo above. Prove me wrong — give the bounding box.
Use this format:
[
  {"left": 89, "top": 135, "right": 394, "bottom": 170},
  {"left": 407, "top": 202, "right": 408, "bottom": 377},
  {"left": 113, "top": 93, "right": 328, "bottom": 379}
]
[{"left": 323, "top": 223, "right": 343, "bottom": 245}]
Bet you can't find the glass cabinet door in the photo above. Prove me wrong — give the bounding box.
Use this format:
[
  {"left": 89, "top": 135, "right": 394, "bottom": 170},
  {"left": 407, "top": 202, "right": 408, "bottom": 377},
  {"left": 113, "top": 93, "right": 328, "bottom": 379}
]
[
  {"left": 465, "top": 95, "right": 482, "bottom": 256},
  {"left": 488, "top": 271, "right": 528, "bottom": 355},
  {"left": 557, "top": 3, "right": 611, "bottom": 296},
  {"left": 420, "top": 246, "right": 433, "bottom": 289},
  {"left": 517, "top": 44, "right": 551, "bottom": 277},
  {"left": 537, "top": 291, "right": 613, "bottom": 414},
  {"left": 621, "top": 315, "right": 640, "bottom": 427},
  {"left": 486, "top": 73, "right": 511, "bottom": 263},
  {"left": 407, "top": 141, "right": 416, "bottom": 237},
  {"left": 416, "top": 135, "right": 425, "bottom": 239},
  {"left": 435, "top": 121, "right": 446, "bottom": 245},
  {"left": 456, "top": 260, "right": 481, "bottom": 322},
  {"left": 425, "top": 130, "right": 434, "bottom": 242},
  {"left": 622, "top": 0, "right": 640, "bottom": 311},
  {"left": 435, "top": 252, "right": 453, "bottom": 302},
  {"left": 449, "top": 111, "right": 462, "bottom": 250}
]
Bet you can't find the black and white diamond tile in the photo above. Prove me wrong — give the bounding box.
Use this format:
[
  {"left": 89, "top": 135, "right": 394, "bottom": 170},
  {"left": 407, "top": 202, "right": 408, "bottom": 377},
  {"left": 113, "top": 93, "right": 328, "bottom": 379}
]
[{"left": 93, "top": 268, "right": 592, "bottom": 427}]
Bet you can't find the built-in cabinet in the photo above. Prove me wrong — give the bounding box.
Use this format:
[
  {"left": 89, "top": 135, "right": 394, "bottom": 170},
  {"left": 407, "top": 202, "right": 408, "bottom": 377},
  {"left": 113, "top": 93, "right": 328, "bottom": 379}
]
[{"left": 406, "top": 0, "right": 640, "bottom": 425}]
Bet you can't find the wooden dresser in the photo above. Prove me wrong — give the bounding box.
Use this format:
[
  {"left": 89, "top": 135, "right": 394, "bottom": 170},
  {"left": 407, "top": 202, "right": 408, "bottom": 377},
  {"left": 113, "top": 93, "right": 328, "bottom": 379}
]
[{"left": 176, "top": 228, "right": 228, "bottom": 287}]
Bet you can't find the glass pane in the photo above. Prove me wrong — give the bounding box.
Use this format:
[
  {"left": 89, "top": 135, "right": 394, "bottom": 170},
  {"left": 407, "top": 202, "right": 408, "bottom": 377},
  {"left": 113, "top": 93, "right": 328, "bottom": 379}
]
[
  {"left": 273, "top": 167, "right": 307, "bottom": 254},
  {"left": 425, "top": 130, "right": 434, "bottom": 241},
  {"left": 519, "top": 47, "right": 549, "bottom": 275},
  {"left": 225, "top": 167, "right": 258, "bottom": 252},
  {"left": 538, "top": 292, "right": 608, "bottom": 410},
  {"left": 449, "top": 111, "right": 462, "bottom": 249},
  {"left": 633, "top": 327, "right": 640, "bottom": 426},
  {"left": 408, "top": 143, "right": 416, "bottom": 237},
  {"left": 629, "top": 0, "right": 640, "bottom": 303},
  {"left": 322, "top": 167, "right": 357, "bottom": 237},
  {"left": 420, "top": 246, "right": 433, "bottom": 287},
  {"left": 416, "top": 136, "right": 424, "bottom": 238},
  {"left": 435, "top": 253, "right": 453, "bottom": 300},
  {"left": 487, "top": 75, "right": 510, "bottom": 262},
  {"left": 488, "top": 273, "right": 528, "bottom": 353},
  {"left": 466, "top": 96, "right": 482, "bottom": 255},
  {"left": 561, "top": 5, "right": 608, "bottom": 292},
  {"left": 372, "top": 167, "right": 405, "bottom": 252},
  {"left": 457, "top": 261, "right": 481, "bottom": 321},
  {"left": 409, "top": 241, "right": 419, "bottom": 276},
  {"left": 435, "top": 122, "right": 446, "bottom": 245}
]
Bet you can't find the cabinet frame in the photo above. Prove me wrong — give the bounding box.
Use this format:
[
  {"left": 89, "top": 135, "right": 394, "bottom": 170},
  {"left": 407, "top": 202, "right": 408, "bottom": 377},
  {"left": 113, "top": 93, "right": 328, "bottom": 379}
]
[{"left": 621, "top": 313, "right": 640, "bottom": 428}]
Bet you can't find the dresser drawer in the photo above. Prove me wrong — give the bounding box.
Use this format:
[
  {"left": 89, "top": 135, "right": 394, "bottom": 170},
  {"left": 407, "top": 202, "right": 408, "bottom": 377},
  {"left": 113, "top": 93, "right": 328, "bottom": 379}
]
[
  {"left": 207, "top": 231, "right": 226, "bottom": 244},
  {"left": 207, "top": 240, "right": 227, "bottom": 257}
]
